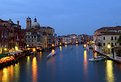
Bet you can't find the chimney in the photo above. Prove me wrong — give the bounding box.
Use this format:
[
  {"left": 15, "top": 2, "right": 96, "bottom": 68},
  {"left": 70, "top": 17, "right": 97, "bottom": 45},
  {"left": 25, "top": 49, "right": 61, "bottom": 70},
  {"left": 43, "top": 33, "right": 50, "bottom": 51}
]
[{"left": 17, "top": 20, "right": 19, "bottom": 25}]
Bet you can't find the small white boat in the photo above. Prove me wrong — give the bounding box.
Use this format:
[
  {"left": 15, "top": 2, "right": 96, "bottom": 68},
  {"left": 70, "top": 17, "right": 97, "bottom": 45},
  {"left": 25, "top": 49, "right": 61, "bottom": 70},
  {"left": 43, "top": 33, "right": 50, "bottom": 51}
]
[
  {"left": 89, "top": 56, "right": 105, "bottom": 62},
  {"left": 47, "top": 51, "right": 56, "bottom": 59}
]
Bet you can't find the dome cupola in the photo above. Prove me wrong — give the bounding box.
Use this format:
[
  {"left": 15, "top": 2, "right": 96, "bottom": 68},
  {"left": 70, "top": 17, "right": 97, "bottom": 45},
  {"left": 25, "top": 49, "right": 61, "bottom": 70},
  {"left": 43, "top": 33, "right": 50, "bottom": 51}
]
[{"left": 31, "top": 18, "right": 40, "bottom": 29}]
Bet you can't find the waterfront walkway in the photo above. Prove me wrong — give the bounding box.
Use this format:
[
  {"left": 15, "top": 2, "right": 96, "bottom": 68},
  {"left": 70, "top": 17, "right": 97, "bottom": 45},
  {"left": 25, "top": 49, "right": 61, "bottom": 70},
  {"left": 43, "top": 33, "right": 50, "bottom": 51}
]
[{"left": 94, "top": 50, "right": 121, "bottom": 63}]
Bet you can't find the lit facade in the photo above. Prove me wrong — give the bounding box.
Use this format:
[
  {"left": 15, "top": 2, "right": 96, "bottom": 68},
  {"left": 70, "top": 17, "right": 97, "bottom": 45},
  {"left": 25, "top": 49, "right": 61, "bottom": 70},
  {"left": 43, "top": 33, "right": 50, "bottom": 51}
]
[
  {"left": 25, "top": 17, "right": 55, "bottom": 49},
  {"left": 94, "top": 26, "right": 121, "bottom": 53},
  {"left": 0, "top": 19, "right": 25, "bottom": 53}
]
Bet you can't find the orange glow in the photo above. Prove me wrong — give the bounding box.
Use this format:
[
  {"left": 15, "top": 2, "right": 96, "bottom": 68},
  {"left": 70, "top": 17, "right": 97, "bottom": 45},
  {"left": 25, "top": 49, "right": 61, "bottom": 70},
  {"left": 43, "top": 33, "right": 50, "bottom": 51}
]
[
  {"left": 27, "top": 48, "right": 30, "bottom": 50},
  {"left": 84, "top": 50, "right": 87, "bottom": 64},
  {"left": 32, "top": 57, "right": 38, "bottom": 82},
  {"left": 2, "top": 68, "right": 9, "bottom": 82},
  {"left": 52, "top": 44, "right": 55, "bottom": 47},
  {"left": 32, "top": 48, "right": 36, "bottom": 52},
  {"left": 84, "top": 44, "right": 86, "bottom": 48},
  {"left": 76, "top": 41, "right": 78, "bottom": 44},
  {"left": 83, "top": 50, "right": 88, "bottom": 77},
  {"left": 94, "top": 52, "right": 97, "bottom": 58},
  {"left": 51, "top": 49, "right": 55, "bottom": 56}
]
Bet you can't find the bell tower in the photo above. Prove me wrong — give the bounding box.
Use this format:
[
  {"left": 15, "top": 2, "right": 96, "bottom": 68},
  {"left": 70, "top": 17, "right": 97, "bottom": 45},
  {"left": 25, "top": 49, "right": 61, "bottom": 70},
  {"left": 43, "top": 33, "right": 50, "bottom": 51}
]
[{"left": 26, "top": 17, "right": 31, "bottom": 29}]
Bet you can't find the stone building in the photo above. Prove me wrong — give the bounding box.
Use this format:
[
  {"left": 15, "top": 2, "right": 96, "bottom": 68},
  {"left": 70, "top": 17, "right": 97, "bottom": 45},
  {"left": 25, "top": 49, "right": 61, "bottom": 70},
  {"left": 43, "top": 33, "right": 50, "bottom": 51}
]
[
  {"left": 0, "top": 19, "right": 25, "bottom": 53},
  {"left": 94, "top": 26, "right": 121, "bottom": 53},
  {"left": 25, "top": 17, "right": 55, "bottom": 49}
]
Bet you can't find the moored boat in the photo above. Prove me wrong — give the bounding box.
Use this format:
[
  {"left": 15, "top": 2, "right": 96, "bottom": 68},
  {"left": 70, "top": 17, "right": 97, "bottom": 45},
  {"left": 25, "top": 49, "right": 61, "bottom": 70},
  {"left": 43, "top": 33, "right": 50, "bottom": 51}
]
[
  {"left": 47, "top": 51, "right": 56, "bottom": 59},
  {"left": 89, "top": 56, "right": 105, "bottom": 62}
]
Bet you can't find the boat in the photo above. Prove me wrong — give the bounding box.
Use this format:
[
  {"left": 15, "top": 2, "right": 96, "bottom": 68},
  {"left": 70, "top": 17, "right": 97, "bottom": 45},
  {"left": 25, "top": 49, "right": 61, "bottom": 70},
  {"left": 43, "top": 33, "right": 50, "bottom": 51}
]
[
  {"left": 47, "top": 51, "right": 56, "bottom": 59},
  {"left": 89, "top": 56, "right": 105, "bottom": 62}
]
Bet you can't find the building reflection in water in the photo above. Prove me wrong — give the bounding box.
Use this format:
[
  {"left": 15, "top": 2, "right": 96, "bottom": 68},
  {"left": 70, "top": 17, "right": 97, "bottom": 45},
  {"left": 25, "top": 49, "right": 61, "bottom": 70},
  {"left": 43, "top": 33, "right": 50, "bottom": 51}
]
[
  {"left": 32, "top": 57, "right": 38, "bottom": 82},
  {"left": 83, "top": 50, "right": 88, "bottom": 77},
  {"left": 106, "top": 60, "right": 114, "bottom": 82}
]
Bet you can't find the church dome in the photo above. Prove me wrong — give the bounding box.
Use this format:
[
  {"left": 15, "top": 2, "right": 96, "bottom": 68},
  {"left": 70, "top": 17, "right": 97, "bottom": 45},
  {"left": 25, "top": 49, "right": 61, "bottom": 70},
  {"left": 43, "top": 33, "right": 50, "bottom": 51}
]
[{"left": 31, "top": 18, "right": 40, "bottom": 29}]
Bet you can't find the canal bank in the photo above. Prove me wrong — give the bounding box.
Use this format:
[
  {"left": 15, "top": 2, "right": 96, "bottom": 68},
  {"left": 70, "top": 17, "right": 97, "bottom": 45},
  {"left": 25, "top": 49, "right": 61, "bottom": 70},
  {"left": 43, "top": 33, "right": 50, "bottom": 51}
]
[
  {"left": 94, "top": 50, "right": 121, "bottom": 63},
  {"left": 0, "top": 45, "right": 121, "bottom": 82}
]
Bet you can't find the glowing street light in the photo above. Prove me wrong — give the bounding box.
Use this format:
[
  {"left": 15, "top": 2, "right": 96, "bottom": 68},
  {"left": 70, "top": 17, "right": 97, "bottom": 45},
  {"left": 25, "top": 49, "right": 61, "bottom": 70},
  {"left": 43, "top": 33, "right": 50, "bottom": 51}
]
[
  {"left": 107, "top": 44, "right": 111, "bottom": 54},
  {"left": 32, "top": 48, "right": 36, "bottom": 52},
  {"left": 52, "top": 44, "right": 55, "bottom": 47},
  {"left": 27, "top": 44, "right": 29, "bottom": 47},
  {"left": 15, "top": 46, "right": 18, "bottom": 51},
  {"left": 107, "top": 44, "right": 111, "bottom": 49},
  {"left": 4, "top": 48, "right": 7, "bottom": 51}
]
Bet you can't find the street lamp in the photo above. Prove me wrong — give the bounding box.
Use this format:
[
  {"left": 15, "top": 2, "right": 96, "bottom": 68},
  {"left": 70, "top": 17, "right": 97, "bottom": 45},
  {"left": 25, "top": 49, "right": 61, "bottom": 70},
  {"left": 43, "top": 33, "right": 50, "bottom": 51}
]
[
  {"left": 15, "top": 46, "right": 18, "bottom": 51},
  {"left": 27, "top": 44, "right": 29, "bottom": 47},
  {"left": 107, "top": 44, "right": 111, "bottom": 54}
]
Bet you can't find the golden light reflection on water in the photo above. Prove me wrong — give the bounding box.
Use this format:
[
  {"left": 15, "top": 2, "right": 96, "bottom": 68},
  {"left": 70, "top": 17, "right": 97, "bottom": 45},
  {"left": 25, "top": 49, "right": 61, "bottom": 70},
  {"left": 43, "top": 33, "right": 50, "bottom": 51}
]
[
  {"left": 40, "top": 51, "right": 42, "bottom": 54},
  {"left": 76, "top": 44, "right": 78, "bottom": 47},
  {"left": 40, "top": 51, "right": 42, "bottom": 58},
  {"left": 27, "top": 56, "right": 30, "bottom": 63},
  {"left": 2, "top": 68, "right": 9, "bottom": 82},
  {"left": 83, "top": 50, "right": 88, "bottom": 76},
  {"left": 27, "top": 56, "right": 30, "bottom": 71},
  {"left": 14, "top": 63, "right": 20, "bottom": 81},
  {"left": 52, "top": 49, "right": 55, "bottom": 53},
  {"left": 59, "top": 46, "right": 62, "bottom": 51},
  {"left": 1, "top": 65, "right": 14, "bottom": 82},
  {"left": 65, "top": 45, "right": 67, "bottom": 47},
  {"left": 106, "top": 60, "right": 114, "bottom": 82},
  {"left": 32, "top": 57, "right": 38, "bottom": 82}
]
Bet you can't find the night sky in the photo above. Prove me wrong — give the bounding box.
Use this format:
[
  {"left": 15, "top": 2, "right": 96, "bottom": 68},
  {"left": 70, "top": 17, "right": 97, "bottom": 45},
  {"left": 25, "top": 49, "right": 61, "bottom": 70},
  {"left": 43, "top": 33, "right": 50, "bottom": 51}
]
[{"left": 0, "top": 0, "right": 121, "bottom": 35}]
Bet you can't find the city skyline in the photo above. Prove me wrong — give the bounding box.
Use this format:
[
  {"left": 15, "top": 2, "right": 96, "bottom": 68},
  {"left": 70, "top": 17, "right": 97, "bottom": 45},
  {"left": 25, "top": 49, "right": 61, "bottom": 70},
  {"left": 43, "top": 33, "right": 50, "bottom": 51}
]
[{"left": 1, "top": 0, "right": 121, "bottom": 35}]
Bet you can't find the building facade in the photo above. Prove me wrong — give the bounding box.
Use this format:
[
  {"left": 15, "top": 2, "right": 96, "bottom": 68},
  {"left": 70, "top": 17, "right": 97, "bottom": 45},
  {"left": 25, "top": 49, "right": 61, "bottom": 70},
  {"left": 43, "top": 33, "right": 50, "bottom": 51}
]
[
  {"left": 0, "top": 19, "right": 25, "bottom": 53},
  {"left": 94, "top": 26, "right": 121, "bottom": 53},
  {"left": 25, "top": 17, "right": 55, "bottom": 50}
]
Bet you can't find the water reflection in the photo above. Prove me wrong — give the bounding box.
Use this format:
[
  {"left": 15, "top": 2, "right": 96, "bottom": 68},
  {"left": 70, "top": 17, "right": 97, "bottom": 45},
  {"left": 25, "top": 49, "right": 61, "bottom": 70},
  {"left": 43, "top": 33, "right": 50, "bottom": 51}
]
[
  {"left": 59, "top": 46, "right": 62, "bottom": 51},
  {"left": 83, "top": 50, "right": 88, "bottom": 77},
  {"left": 2, "top": 68, "right": 9, "bottom": 82},
  {"left": 1, "top": 65, "right": 14, "bottom": 82},
  {"left": 14, "top": 63, "right": 20, "bottom": 82},
  {"left": 76, "top": 44, "right": 78, "bottom": 47},
  {"left": 65, "top": 45, "right": 67, "bottom": 47},
  {"left": 106, "top": 60, "right": 114, "bottom": 82},
  {"left": 39, "top": 51, "right": 42, "bottom": 58},
  {"left": 32, "top": 57, "right": 38, "bottom": 82}
]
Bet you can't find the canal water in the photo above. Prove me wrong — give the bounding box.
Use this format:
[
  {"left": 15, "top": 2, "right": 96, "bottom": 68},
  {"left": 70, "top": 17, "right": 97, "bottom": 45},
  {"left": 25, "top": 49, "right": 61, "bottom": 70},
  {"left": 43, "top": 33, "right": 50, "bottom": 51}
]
[{"left": 0, "top": 45, "right": 121, "bottom": 82}]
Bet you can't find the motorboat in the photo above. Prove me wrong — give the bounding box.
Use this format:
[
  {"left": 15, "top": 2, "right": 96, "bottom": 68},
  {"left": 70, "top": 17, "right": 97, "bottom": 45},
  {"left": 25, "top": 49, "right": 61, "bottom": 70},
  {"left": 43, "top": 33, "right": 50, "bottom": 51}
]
[
  {"left": 89, "top": 56, "right": 105, "bottom": 62},
  {"left": 47, "top": 51, "right": 56, "bottom": 59}
]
